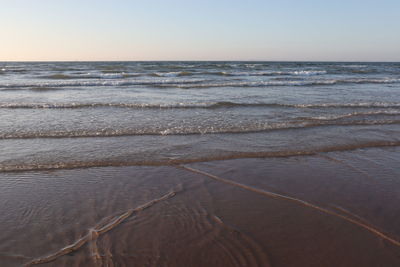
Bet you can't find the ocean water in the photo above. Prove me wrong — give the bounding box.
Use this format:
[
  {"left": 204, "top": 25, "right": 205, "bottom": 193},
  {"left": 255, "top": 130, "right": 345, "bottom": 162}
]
[{"left": 1, "top": 61, "right": 399, "bottom": 171}]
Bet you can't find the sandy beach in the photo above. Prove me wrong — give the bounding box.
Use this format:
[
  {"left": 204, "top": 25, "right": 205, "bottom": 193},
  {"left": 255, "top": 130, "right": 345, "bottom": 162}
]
[{"left": 1, "top": 146, "right": 399, "bottom": 267}]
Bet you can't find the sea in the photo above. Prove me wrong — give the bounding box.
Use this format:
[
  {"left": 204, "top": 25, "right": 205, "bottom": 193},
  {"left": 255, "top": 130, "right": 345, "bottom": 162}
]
[{"left": 0, "top": 61, "right": 399, "bottom": 171}]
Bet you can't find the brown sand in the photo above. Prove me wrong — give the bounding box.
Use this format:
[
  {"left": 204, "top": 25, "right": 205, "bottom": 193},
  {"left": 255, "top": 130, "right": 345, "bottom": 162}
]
[{"left": 0, "top": 147, "right": 400, "bottom": 266}]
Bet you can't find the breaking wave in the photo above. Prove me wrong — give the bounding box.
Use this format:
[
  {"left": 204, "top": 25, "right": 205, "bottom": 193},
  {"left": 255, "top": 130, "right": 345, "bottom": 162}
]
[
  {"left": 2, "top": 119, "right": 399, "bottom": 139},
  {"left": 1, "top": 141, "right": 399, "bottom": 172},
  {"left": 0, "top": 101, "right": 399, "bottom": 110},
  {"left": 1, "top": 77, "right": 399, "bottom": 90}
]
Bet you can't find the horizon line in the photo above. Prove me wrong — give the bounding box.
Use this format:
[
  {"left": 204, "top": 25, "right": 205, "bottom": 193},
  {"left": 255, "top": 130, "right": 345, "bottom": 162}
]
[{"left": 1, "top": 60, "right": 400, "bottom": 63}]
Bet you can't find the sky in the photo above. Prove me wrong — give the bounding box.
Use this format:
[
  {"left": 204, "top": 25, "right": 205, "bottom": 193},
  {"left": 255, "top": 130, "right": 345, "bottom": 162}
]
[{"left": 1, "top": 0, "right": 399, "bottom": 61}]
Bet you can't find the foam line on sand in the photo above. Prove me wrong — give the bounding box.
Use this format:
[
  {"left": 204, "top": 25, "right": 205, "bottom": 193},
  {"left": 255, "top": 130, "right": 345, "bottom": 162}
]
[
  {"left": 178, "top": 165, "right": 400, "bottom": 247},
  {"left": 25, "top": 188, "right": 181, "bottom": 266}
]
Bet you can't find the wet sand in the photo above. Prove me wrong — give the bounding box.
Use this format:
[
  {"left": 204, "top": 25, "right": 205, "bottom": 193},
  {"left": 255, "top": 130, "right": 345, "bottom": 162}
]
[{"left": 1, "top": 147, "right": 400, "bottom": 267}]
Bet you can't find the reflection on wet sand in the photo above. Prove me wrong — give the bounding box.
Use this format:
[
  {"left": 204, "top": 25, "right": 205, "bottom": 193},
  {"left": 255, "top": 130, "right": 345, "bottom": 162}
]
[
  {"left": 25, "top": 189, "right": 181, "bottom": 266},
  {"left": 0, "top": 147, "right": 399, "bottom": 266}
]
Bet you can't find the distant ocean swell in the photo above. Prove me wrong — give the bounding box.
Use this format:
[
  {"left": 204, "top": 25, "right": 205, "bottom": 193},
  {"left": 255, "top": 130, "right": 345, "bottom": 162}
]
[
  {"left": 40, "top": 73, "right": 142, "bottom": 79},
  {"left": 7, "top": 70, "right": 331, "bottom": 80}
]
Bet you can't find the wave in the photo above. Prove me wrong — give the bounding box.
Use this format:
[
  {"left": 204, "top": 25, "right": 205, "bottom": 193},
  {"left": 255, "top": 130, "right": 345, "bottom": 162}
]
[
  {"left": 299, "top": 110, "right": 400, "bottom": 121},
  {"left": 292, "top": 102, "right": 400, "bottom": 109},
  {"left": 148, "top": 70, "right": 328, "bottom": 77},
  {"left": 142, "top": 64, "right": 197, "bottom": 70},
  {"left": 1, "top": 141, "right": 399, "bottom": 172},
  {"left": 343, "top": 78, "right": 400, "bottom": 84},
  {"left": 1, "top": 101, "right": 400, "bottom": 110},
  {"left": 0, "top": 68, "right": 28, "bottom": 73},
  {"left": 0, "top": 101, "right": 263, "bottom": 109},
  {"left": 41, "top": 73, "right": 142, "bottom": 80},
  {"left": 1, "top": 77, "right": 399, "bottom": 90},
  {"left": 240, "top": 70, "right": 327, "bottom": 76},
  {"left": 349, "top": 69, "right": 378, "bottom": 74},
  {"left": 0, "top": 78, "right": 211, "bottom": 89},
  {"left": 150, "top": 71, "right": 194, "bottom": 77},
  {"left": 2, "top": 119, "right": 399, "bottom": 139},
  {"left": 205, "top": 102, "right": 400, "bottom": 110},
  {"left": 170, "top": 78, "right": 400, "bottom": 88},
  {"left": 41, "top": 74, "right": 76, "bottom": 79},
  {"left": 29, "top": 87, "right": 59, "bottom": 92},
  {"left": 338, "top": 64, "right": 369, "bottom": 68}
]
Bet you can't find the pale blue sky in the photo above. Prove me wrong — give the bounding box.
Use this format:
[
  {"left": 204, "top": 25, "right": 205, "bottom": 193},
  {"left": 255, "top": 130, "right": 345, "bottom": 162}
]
[{"left": 1, "top": 0, "right": 399, "bottom": 61}]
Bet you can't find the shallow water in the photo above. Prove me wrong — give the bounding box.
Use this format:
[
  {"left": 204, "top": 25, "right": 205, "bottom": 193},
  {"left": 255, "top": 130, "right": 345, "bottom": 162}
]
[{"left": 1, "top": 148, "right": 400, "bottom": 266}]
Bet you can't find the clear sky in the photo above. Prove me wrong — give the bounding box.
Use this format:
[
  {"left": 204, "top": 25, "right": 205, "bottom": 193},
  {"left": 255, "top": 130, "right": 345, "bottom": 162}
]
[{"left": 1, "top": 0, "right": 399, "bottom": 61}]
